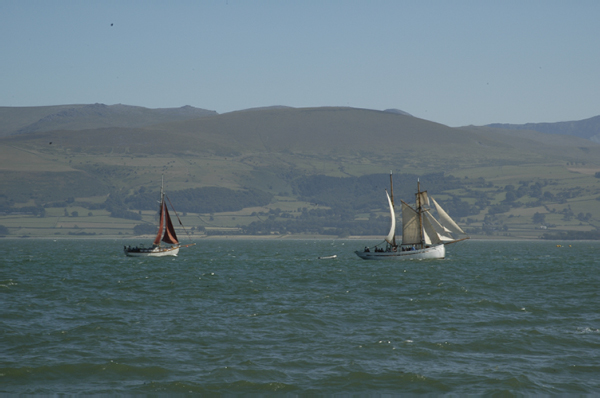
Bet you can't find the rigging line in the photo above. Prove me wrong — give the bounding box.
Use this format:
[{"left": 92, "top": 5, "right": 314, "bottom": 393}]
[{"left": 165, "top": 195, "right": 193, "bottom": 241}]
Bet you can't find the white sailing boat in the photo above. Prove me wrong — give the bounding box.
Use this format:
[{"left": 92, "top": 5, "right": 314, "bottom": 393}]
[
  {"left": 124, "top": 178, "right": 195, "bottom": 257},
  {"left": 355, "top": 172, "right": 468, "bottom": 260}
]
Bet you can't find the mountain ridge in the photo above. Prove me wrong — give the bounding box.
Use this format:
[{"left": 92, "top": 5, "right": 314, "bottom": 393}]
[
  {"left": 0, "top": 103, "right": 217, "bottom": 137},
  {"left": 486, "top": 115, "right": 600, "bottom": 143}
]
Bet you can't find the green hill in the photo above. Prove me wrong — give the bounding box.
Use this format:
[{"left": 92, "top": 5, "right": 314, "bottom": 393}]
[{"left": 1, "top": 105, "right": 599, "bottom": 239}]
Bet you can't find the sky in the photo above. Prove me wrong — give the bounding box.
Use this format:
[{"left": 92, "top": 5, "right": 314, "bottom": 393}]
[{"left": 1, "top": 1, "right": 599, "bottom": 127}]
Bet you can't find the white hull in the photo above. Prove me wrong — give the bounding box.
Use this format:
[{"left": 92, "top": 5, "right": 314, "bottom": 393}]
[
  {"left": 355, "top": 244, "right": 445, "bottom": 260},
  {"left": 124, "top": 246, "right": 179, "bottom": 257}
]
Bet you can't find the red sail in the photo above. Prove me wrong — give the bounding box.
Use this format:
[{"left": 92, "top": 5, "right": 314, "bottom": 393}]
[
  {"left": 161, "top": 202, "right": 179, "bottom": 245},
  {"left": 153, "top": 200, "right": 165, "bottom": 246}
]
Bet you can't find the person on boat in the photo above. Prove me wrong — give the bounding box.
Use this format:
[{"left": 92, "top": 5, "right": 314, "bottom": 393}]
[{"left": 364, "top": 246, "right": 370, "bottom": 252}]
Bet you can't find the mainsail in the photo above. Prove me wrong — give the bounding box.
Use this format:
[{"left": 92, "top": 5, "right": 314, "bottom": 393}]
[
  {"left": 161, "top": 201, "right": 179, "bottom": 244},
  {"left": 401, "top": 201, "right": 421, "bottom": 245},
  {"left": 152, "top": 193, "right": 179, "bottom": 246},
  {"left": 401, "top": 187, "right": 466, "bottom": 247}
]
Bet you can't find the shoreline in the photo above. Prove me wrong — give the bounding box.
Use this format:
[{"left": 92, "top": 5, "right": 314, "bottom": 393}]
[{"left": 0, "top": 234, "right": 552, "bottom": 241}]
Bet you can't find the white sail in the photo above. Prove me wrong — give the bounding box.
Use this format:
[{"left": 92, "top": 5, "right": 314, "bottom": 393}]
[
  {"left": 422, "top": 212, "right": 442, "bottom": 245},
  {"left": 356, "top": 177, "right": 468, "bottom": 261},
  {"left": 431, "top": 197, "right": 465, "bottom": 235},
  {"left": 401, "top": 201, "right": 421, "bottom": 245},
  {"left": 425, "top": 212, "right": 455, "bottom": 242},
  {"left": 384, "top": 190, "right": 396, "bottom": 245}
]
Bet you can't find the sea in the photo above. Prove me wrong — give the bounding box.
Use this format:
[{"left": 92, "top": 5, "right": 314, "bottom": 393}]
[{"left": 1, "top": 238, "right": 600, "bottom": 395}]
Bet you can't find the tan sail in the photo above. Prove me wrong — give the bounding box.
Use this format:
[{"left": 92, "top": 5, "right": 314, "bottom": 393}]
[
  {"left": 417, "top": 191, "right": 430, "bottom": 207},
  {"left": 401, "top": 201, "right": 421, "bottom": 245},
  {"left": 355, "top": 174, "right": 467, "bottom": 261}
]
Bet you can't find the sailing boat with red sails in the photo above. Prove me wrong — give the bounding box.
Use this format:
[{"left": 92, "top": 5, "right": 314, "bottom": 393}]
[{"left": 124, "top": 178, "right": 195, "bottom": 257}]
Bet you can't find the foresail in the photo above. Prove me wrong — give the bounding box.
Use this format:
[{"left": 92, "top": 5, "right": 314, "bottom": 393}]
[
  {"left": 431, "top": 197, "right": 466, "bottom": 235},
  {"left": 422, "top": 212, "right": 442, "bottom": 245},
  {"left": 401, "top": 201, "right": 421, "bottom": 245},
  {"left": 384, "top": 190, "right": 396, "bottom": 245},
  {"left": 425, "top": 212, "right": 455, "bottom": 242}
]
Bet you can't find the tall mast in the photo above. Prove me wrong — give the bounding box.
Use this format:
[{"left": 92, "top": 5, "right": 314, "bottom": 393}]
[
  {"left": 389, "top": 170, "right": 394, "bottom": 206},
  {"left": 153, "top": 175, "right": 166, "bottom": 247},
  {"left": 161, "top": 175, "right": 164, "bottom": 205},
  {"left": 159, "top": 175, "right": 165, "bottom": 248},
  {"left": 417, "top": 178, "right": 424, "bottom": 248}
]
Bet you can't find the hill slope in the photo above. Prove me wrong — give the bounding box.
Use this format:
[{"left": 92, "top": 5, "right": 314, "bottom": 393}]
[
  {"left": 3, "top": 107, "right": 600, "bottom": 180},
  {"left": 487, "top": 115, "right": 600, "bottom": 143},
  {"left": 0, "top": 103, "right": 217, "bottom": 136}
]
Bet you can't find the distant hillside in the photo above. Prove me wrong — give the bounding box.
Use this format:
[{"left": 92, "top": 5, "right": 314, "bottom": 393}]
[
  {"left": 4, "top": 107, "right": 599, "bottom": 168},
  {"left": 487, "top": 115, "right": 600, "bottom": 143},
  {"left": 0, "top": 103, "right": 217, "bottom": 136},
  {"left": 0, "top": 107, "right": 508, "bottom": 165},
  {"left": 2, "top": 104, "right": 600, "bottom": 239}
]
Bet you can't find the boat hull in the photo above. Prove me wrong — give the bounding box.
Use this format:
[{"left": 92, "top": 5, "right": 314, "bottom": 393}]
[
  {"left": 124, "top": 246, "right": 180, "bottom": 257},
  {"left": 355, "top": 244, "right": 445, "bottom": 260}
]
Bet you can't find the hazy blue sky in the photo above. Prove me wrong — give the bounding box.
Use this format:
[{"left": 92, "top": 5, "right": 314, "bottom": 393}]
[{"left": 2, "top": 1, "right": 599, "bottom": 126}]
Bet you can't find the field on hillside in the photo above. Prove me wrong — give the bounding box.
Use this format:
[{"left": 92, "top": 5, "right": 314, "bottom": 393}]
[{"left": 1, "top": 151, "right": 599, "bottom": 239}]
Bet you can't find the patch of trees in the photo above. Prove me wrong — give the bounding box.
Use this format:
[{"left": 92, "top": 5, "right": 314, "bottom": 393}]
[
  {"left": 502, "top": 181, "right": 561, "bottom": 205},
  {"left": 2, "top": 171, "right": 109, "bottom": 204},
  {"left": 441, "top": 196, "right": 479, "bottom": 218},
  {"left": 0, "top": 205, "right": 46, "bottom": 217},
  {"left": 242, "top": 207, "right": 389, "bottom": 237},
  {"left": 105, "top": 192, "right": 142, "bottom": 220},
  {"left": 125, "top": 187, "right": 273, "bottom": 213},
  {"left": 291, "top": 172, "right": 479, "bottom": 217},
  {"left": 541, "top": 230, "right": 600, "bottom": 240}
]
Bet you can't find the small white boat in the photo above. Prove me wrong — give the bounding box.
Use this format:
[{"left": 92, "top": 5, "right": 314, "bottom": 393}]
[
  {"left": 355, "top": 172, "right": 468, "bottom": 261},
  {"left": 318, "top": 255, "right": 337, "bottom": 259},
  {"left": 124, "top": 244, "right": 181, "bottom": 257},
  {"left": 124, "top": 178, "right": 195, "bottom": 257}
]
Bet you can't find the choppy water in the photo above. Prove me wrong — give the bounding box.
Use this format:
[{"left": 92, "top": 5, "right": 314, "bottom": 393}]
[{"left": 1, "top": 239, "right": 600, "bottom": 395}]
